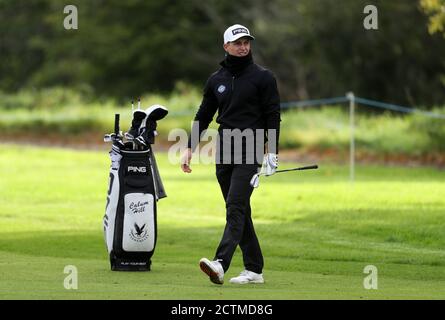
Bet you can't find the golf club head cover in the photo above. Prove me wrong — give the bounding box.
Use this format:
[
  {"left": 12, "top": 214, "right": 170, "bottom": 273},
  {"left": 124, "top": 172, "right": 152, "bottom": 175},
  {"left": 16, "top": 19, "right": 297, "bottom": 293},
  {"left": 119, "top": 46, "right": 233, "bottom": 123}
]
[
  {"left": 146, "top": 104, "right": 168, "bottom": 121},
  {"left": 138, "top": 105, "right": 169, "bottom": 145},
  {"left": 261, "top": 153, "right": 278, "bottom": 176},
  {"left": 128, "top": 110, "right": 148, "bottom": 138},
  {"left": 139, "top": 120, "right": 157, "bottom": 145}
]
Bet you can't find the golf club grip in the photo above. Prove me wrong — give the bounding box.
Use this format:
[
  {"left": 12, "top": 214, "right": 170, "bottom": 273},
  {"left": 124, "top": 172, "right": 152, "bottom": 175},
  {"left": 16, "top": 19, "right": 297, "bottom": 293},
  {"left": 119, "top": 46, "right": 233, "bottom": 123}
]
[
  {"left": 114, "top": 114, "right": 120, "bottom": 135},
  {"left": 297, "top": 165, "right": 318, "bottom": 170}
]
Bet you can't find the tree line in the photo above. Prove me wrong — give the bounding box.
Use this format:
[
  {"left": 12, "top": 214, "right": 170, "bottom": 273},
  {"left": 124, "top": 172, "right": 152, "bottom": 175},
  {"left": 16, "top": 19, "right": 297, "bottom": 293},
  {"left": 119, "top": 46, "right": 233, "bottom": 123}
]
[{"left": 1, "top": 0, "right": 444, "bottom": 107}]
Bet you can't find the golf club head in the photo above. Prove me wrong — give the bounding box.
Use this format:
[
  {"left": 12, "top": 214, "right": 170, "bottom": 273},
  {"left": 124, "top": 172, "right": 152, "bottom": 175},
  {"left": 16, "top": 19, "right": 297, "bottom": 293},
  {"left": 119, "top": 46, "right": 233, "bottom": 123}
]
[
  {"left": 104, "top": 133, "right": 121, "bottom": 142},
  {"left": 104, "top": 134, "right": 113, "bottom": 142},
  {"left": 124, "top": 132, "right": 135, "bottom": 141},
  {"left": 250, "top": 173, "right": 260, "bottom": 188}
]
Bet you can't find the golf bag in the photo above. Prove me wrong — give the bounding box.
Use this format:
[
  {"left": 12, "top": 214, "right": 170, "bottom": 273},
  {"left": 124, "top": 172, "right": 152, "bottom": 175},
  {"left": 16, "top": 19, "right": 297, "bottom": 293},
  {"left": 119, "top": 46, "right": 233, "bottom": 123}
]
[{"left": 103, "top": 104, "right": 167, "bottom": 271}]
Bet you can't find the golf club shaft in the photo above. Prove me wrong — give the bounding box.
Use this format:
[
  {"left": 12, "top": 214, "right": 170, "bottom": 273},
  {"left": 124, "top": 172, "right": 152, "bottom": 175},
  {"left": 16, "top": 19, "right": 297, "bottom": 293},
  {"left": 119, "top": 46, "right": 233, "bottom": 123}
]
[{"left": 274, "top": 164, "right": 318, "bottom": 174}]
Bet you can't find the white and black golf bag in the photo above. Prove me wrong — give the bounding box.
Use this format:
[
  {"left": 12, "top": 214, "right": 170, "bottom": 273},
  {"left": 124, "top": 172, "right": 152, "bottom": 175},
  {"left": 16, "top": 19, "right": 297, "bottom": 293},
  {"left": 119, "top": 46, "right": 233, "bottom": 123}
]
[{"left": 103, "top": 104, "right": 167, "bottom": 271}]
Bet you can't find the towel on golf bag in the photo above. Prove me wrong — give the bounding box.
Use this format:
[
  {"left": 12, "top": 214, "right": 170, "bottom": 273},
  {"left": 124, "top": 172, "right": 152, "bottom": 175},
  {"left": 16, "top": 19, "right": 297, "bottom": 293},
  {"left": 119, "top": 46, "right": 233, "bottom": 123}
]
[
  {"left": 148, "top": 149, "right": 167, "bottom": 199},
  {"left": 103, "top": 145, "right": 164, "bottom": 271}
]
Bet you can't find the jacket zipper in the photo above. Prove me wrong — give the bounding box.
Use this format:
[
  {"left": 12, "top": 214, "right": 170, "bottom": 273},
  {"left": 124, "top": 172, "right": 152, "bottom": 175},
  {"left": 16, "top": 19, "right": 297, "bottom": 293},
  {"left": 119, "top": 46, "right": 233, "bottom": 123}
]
[{"left": 226, "top": 75, "right": 235, "bottom": 107}]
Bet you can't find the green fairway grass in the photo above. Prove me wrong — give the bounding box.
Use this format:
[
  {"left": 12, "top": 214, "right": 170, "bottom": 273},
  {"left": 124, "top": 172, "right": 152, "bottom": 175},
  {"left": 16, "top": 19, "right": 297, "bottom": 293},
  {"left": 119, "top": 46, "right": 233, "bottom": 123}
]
[{"left": 0, "top": 144, "right": 444, "bottom": 299}]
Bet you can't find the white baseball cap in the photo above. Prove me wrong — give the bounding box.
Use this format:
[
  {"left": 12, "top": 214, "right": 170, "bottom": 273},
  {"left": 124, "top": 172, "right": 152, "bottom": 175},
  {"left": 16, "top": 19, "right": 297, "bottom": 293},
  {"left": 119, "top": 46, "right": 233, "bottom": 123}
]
[{"left": 223, "top": 24, "right": 255, "bottom": 44}]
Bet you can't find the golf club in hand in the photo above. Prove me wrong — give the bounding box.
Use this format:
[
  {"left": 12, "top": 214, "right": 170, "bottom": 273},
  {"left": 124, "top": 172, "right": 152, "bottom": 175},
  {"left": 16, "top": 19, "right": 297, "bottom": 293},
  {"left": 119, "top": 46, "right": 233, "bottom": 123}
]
[{"left": 250, "top": 164, "right": 318, "bottom": 188}]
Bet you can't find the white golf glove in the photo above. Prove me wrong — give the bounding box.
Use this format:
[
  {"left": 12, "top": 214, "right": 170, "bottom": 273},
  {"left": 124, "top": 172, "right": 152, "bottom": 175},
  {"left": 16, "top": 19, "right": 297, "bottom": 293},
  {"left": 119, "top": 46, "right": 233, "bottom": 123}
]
[{"left": 261, "top": 153, "right": 278, "bottom": 176}]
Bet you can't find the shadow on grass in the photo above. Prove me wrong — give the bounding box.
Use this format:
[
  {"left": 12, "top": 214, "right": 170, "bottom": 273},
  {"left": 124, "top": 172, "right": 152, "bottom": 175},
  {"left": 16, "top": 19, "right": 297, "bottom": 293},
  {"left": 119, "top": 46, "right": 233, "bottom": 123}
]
[
  {"left": 0, "top": 227, "right": 221, "bottom": 260},
  {"left": 0, "top": 216, "right": 444, "bottom": 270}
]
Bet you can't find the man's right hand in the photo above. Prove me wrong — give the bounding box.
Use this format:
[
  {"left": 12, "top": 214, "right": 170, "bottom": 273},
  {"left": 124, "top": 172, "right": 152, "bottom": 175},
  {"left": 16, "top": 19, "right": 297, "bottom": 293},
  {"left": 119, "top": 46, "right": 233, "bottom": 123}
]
[{"left": 181, "top": 148, "right": 193, "bottom": 173}]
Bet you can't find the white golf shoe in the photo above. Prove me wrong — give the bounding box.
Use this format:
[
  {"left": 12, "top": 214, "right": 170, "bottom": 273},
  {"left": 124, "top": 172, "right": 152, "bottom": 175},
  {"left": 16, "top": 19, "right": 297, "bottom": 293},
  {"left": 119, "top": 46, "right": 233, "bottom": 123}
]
[
  {"left": 199, "top": 258, "right": 224, "bottom": 285},
  {"left": 229, "top": 270, "right": 264, "bottom": 284}
]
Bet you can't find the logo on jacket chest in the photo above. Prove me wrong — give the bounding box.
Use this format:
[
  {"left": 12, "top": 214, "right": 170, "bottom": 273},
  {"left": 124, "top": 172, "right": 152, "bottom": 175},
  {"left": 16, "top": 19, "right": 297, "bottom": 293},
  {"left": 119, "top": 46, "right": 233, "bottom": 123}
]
[{"left": 217, "top": 85, "right": 226, "bottom": 94}]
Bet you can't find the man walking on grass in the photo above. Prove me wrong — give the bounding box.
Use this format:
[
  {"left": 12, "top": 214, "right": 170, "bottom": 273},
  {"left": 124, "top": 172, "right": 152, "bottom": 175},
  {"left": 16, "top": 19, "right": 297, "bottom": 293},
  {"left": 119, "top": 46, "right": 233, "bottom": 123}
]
[{"left": 181, "top": 24, "right": 281, "bottom": 285}]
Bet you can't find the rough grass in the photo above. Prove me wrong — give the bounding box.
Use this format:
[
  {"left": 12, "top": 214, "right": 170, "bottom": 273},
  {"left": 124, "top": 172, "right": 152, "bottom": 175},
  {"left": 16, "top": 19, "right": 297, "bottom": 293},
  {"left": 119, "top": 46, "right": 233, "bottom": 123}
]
[{"left": 0, "top": 144, "right": 444, "bottom": 299}]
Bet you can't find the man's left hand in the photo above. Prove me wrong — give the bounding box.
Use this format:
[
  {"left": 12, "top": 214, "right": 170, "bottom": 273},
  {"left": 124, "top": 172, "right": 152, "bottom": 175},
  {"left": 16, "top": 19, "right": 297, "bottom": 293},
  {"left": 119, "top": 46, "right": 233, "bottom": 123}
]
[{"left": 262, "top": 153, "right": 278, "bottom": 176}]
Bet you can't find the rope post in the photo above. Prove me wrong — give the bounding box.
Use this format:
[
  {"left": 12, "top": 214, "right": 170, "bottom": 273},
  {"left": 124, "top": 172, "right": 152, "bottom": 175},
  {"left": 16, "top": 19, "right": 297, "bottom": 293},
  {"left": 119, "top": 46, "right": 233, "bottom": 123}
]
[{"left": 346, "top": 92, "right": 355, "bottom": 182}]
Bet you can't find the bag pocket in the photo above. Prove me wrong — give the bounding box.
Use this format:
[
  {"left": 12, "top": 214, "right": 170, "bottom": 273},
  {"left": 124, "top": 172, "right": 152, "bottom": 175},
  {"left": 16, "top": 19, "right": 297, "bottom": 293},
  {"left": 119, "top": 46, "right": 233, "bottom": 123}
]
[
  {"left": 124, "top": 161, "right": 151, "bottom": 188},
  {"left": 122, "top": 193, "right": 155, "bottom": 252}
]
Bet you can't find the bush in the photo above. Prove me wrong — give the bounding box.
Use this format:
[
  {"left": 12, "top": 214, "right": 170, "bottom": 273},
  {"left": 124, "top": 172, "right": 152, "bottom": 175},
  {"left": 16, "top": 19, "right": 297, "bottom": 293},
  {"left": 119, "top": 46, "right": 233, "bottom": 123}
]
[
  {"left": 0, "top": 86, "right": 96, "bottom": 110},
  {"left": 410, "top": 109, "right": 445, "bottom": 152},
  {"left": 1, "top": 87, "right": 445, "bottom": 157}
]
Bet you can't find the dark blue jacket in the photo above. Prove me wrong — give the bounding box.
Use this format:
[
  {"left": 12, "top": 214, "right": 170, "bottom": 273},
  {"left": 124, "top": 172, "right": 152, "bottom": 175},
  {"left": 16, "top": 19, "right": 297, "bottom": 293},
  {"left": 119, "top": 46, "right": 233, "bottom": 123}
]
[{"left": 188, "top": 56, "right": 281, "bottom": 154}]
